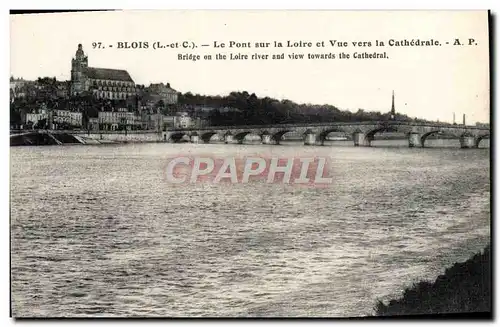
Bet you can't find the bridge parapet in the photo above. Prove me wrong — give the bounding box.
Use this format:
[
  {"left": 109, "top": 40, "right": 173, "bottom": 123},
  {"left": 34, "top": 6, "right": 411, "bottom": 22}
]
[
  {"left": 166, "top": 121, "right": 489, "bottom": 133},
  {"left": 163, "top": 121, "right": 489, "bottom": 147}
]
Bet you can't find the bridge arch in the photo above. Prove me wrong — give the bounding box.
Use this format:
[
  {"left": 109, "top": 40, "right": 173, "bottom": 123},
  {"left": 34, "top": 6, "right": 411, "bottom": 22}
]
[
  {"left": 476, "top": 134, "right": 490, "bottom": 147},
  {"left": 420, "top": 130, "right": 461, "bottom": 147},
  {"left": 234, "top": 131, "right": 261, "bottom": 144},
  {"left": 201, "top": 131, "right": 220, "bottom": 143},
  {"left": 235, "top": 131, "right": 251, "bottom": 141},
  {"left": 272, "top": 130, "right": 292, "bottom": 144},
  {"left": 364, "top": 125, "right": 400, "bottom": 142},
  {"left": 169, "top": 132, "right": 188, "bottom": 143},
  {"left": 319, "top": 128, "right": 349, "bottom": 144}
]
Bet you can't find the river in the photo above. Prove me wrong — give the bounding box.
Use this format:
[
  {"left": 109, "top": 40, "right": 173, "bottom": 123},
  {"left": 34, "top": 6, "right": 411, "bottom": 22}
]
[{"left": 10, "top": 139, "right": 490, "bottom": 317}]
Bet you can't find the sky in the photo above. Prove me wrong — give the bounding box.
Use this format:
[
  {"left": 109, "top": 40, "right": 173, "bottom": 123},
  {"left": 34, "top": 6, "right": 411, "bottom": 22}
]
[{"left": 10, "top": 10, "right": 490, "bottom": 123}]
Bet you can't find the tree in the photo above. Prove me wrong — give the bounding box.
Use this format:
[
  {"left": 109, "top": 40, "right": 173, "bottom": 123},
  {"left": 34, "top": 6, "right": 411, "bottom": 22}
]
[
  {"left": 208, "top": 109, "right": 223, "bottom": 126},
  {"left": 155, "top": 100, "right": 165, "bottom": 109},
  {"left": 35, "top": 118, "right": 47, "bottom": 129}
]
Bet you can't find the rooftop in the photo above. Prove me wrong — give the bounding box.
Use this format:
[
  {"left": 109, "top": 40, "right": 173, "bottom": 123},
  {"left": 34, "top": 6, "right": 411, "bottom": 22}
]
[{"left": 84, "top": 67, "right": 134, "bottom": 83}]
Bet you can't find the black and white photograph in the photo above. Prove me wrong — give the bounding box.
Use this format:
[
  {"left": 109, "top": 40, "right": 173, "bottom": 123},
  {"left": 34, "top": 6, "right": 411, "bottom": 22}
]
[{"left": 9, "top": 9, "right": 491, "bottom": 319}]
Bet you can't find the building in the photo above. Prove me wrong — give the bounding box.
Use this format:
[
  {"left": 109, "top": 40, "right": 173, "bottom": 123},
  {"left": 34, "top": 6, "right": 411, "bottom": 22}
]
[
  {"left": 55, "top": 81, "right": 70, "bottom": 98},
  {"left": 138, "top": 83, "right": 178, "bottom": 118},
  {"left": 163, "top": 116, "right": 176, "bottom": 129},
  {"left": 23, "top": 107, "right": 82, "bottom": 129},
  {"left": 53, "top": 109, "right": 82, "bottom": 128},
  {"left": 147, "top": 83, "right": 178, "bottom": 105},
  {"left": 98, "top": 108, "right": 142, "bottom": 131},
  {"left": 476, "top": 122, "right": 490, "bottom": 128},
  {"left": 87, "top": 117, "right": 99, "bottom": 131},
  {"left": 10, "top": 77, "right": 26, "bottom": 97},
  {"left": 192, "top": 116, "right": 210, "bottom": 128},
  {"left": 24, "top": 105, "right": 48, "bottom": 126},
  {"left": 141, "top": 112, "right": 164, "bottom": 131},
  {"left": 25, "top": 112, "right": 48, "bottom": 127},
  {"left": 10, "top": 77, "right": 28, "bottom": 99},
  {"left": 175, "top": 112, "right": 193, "bottom": 129},
  {"left": 70, "top": 44, "right": 136, "bottom": 100}
]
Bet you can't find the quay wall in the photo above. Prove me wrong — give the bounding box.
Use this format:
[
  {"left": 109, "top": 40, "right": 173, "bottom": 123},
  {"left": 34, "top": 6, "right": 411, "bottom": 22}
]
[{"left": 70, "top": 131, "right": 165, "bottom": 143}]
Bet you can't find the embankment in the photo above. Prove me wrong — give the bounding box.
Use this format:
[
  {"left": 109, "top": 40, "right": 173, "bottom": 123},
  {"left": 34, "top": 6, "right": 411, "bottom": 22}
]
[
  {"left": 83, "top": 131, "right": 163, "bottom": 143},
  {"left": 10, "top": 130, "right": 164, "bottom": 146},
  {"left": 10, "top": 131, "right": 82, "bottom": 146},
  {"left": 375, "top": 244, "right": 491, "bottom": 316}
]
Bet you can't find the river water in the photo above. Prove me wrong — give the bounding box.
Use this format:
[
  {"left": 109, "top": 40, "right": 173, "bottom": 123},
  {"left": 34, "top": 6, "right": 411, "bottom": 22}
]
[{"left": 10, "top": 140, "right": 490, "bottom": 317}]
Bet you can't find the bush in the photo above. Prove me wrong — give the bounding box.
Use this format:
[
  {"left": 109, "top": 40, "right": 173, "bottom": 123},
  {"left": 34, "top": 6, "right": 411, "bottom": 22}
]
[{"left": 375, "top": 244, "right": 491, "bottom": 316}]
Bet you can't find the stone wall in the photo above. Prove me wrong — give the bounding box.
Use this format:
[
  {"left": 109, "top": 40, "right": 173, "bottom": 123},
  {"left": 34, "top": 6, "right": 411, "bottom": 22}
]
[{"left": 75, "top": 131, "right": 164, "bottom": 143}]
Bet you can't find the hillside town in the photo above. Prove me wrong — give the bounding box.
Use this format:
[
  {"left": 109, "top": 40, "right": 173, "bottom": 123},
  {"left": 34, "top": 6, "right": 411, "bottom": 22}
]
[{"left": 10, "top": 44, "right": 216, "bottom": 131}]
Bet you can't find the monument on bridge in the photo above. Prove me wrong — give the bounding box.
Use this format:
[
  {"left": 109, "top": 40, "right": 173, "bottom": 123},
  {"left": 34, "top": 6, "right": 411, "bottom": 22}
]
[{"left": 390, "top": 90, "right": 396, "bottom": 120}]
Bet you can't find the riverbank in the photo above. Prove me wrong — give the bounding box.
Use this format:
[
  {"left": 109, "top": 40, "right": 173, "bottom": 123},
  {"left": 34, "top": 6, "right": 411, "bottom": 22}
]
[
  {"left": 10, "top": 131, "right": 82, "bottom": 146},
  {"left": 10, "top": 130, "right": 164, "bottom": 146},
  {"left": 375, "top": 244, "right": 491, "bottom": 317}
]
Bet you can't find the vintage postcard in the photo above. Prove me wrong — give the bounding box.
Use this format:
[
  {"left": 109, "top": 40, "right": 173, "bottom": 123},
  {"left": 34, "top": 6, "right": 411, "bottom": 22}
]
[{"left": 9, "top": 10, "right": 491, "bottom": 318}]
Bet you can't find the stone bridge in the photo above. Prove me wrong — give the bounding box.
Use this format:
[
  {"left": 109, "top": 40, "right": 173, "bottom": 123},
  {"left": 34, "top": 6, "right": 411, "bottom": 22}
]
[{"left": 164, "top": 121, "right": 490, "bottom": 148}]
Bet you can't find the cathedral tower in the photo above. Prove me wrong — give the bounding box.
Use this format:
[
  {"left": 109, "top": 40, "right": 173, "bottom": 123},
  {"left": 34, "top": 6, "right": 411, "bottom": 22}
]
[{"left": 70, "top": 44, "right": 88, "bottom": 96}]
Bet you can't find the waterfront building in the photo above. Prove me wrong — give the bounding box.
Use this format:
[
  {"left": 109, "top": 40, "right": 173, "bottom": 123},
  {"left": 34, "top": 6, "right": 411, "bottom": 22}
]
[
  {"left": 163, "top": 116, "right": 176, "bottom": 129},
  {"left": 24, "top": 104, "right": 50, "bottom": 127},
  {"left": 87, "top": 117, "right": 99, "bottom": 131},
  {"left": 25, "top": 112, "right": 48, "bottom": 127},
  {"left": 175, "top": 112, "right": 193, "bottom": 129},
  {"left": 98, "top": 108, "right": 142, "bottom": 131},
  {"left": 140, "top": 113, "right": 187, "bottom": 131},
  {"left": 150, "top": 112, "right": 208, "bottom": 130},
  {"left": 70, "top": 44, "right": 136, "bottom": 100},
  {"left": 193, "top": 117, "right": 210, "bottom": 128},
  {"left": 53, "top": 109, "right": 82, "bottom": 128},
  {"left": 142, "top": 112, "right": 164, "bottom": 131}
]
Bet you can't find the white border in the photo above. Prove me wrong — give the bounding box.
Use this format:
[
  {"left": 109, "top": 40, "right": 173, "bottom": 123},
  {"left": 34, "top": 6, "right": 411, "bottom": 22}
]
[{"left": 2, "top": 1, "right": 498, "bottom": 326}]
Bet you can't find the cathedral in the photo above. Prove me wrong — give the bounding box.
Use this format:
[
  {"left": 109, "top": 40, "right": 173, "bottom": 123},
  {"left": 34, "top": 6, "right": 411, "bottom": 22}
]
[{"left": 70, "top": 44, "right": 136, "bottom": 100}]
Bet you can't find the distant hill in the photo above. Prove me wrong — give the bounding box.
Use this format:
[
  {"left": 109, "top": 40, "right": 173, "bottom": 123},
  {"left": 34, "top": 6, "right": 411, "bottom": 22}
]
[{"left": 177, "top": 91, "right": 438, "bottom": 127}]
